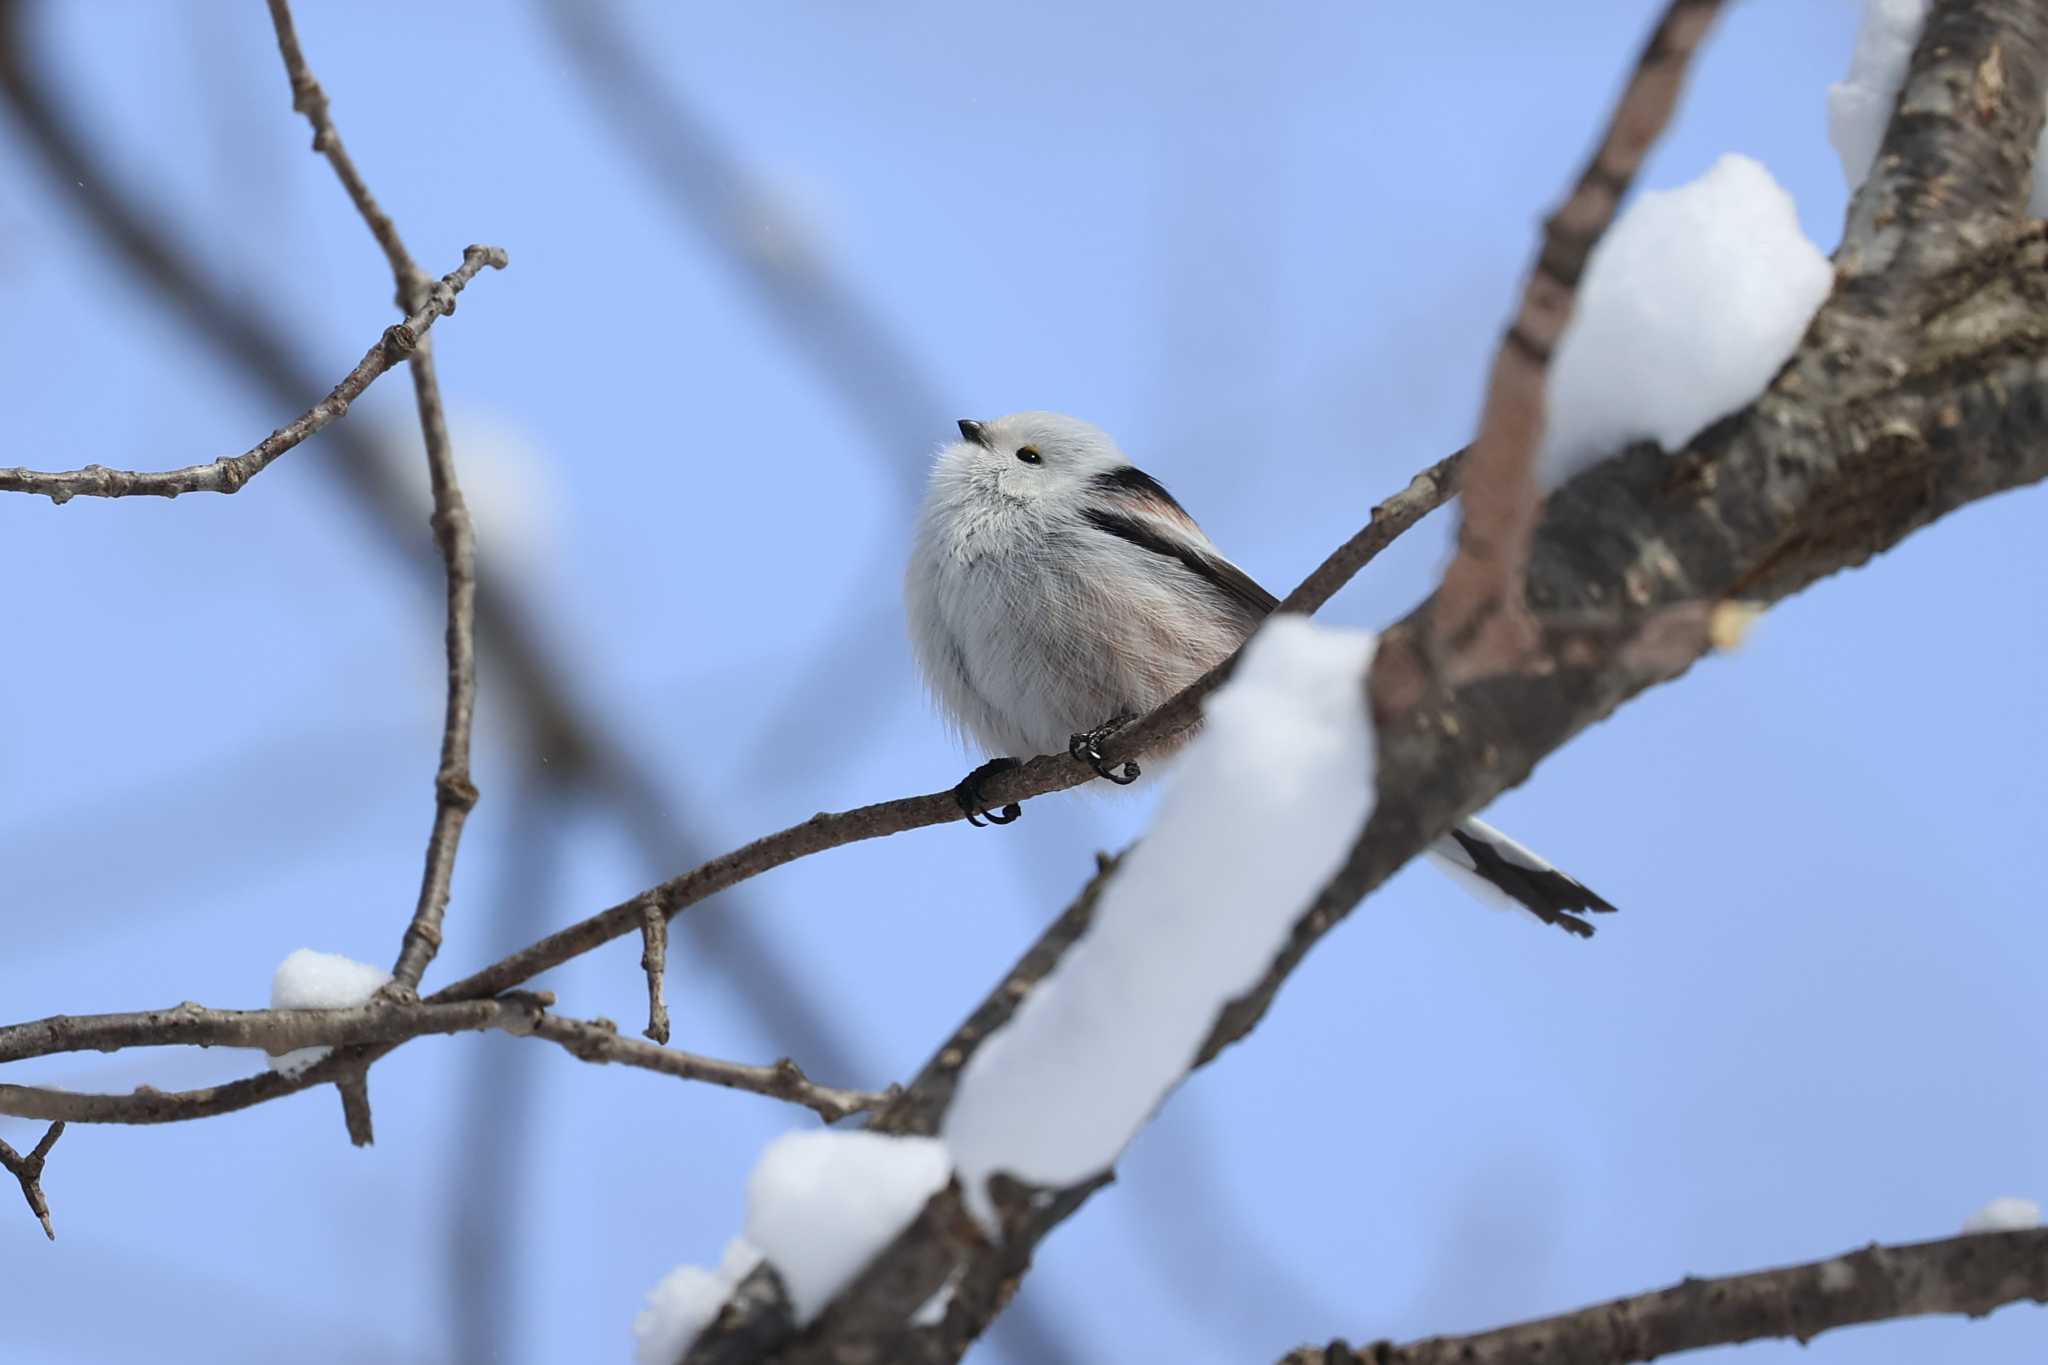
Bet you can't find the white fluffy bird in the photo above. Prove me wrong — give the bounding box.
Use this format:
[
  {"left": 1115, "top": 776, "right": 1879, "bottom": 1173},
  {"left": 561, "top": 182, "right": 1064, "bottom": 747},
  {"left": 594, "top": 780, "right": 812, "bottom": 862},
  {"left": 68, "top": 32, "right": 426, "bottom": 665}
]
[{"left": 904, "top": 411, "right": 1615, "bottom": 937}]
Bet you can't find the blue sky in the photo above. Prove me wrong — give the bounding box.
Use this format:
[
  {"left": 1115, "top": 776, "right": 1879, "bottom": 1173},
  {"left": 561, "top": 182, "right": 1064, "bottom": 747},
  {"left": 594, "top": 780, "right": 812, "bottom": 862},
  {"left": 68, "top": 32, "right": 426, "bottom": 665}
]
[{"left": 3, "top": 2, "right": 2043, "bottom": 1362}]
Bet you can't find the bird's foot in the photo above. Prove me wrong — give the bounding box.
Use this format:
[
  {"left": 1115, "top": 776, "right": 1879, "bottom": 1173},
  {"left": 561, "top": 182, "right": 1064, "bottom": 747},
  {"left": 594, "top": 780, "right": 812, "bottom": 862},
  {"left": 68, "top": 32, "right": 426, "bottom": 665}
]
[
  {"left": 954, "top": 757, "right": 1023, "bottom": 827},
  {"left": 1068, "top": 717, "right": 1140, "bottom": 785}
]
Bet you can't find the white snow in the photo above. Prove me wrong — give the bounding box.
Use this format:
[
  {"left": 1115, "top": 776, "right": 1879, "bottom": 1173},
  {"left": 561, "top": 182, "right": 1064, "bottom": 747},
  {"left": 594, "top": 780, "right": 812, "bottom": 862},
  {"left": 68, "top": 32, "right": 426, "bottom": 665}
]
[
  {"left": 265, "top": 948, "right": 390, "bottom": 1076},
  {"left": 1539, "top": 154, "right": 1832, "bottom": 487},
  {"left": 632, "top": 1130, "right": 951, "bottom": 1358},
  {"left": 743, "top": 1130, "right": 952, "bottom": 1324},
  {"left": 1962, "top": 1195, "right": 2042, "bottom": 1234},
  {"left": 1829, "top": 0, "right": 2048, "bottom": 217},
  {"left": 632, "top": 1238, "right": 763, "bottom": 1365},
  {"left": 941, "top": 617, "right": 1378, "bottom": 1229}
]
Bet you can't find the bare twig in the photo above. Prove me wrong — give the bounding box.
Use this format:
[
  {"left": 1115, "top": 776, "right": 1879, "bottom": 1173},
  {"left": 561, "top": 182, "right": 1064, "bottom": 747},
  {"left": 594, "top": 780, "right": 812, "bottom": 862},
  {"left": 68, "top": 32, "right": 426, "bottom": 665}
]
[
  {"left": 1280, "top": 1229, "right": 2048, "bottom": 1365},
  {"left": 336, "top": 1074, "right": 376, "bottom": 1147},
  {"left": 0, "top": 1121, "right": 63, "bottom": 1239},
  {"left": 0, "top": 0, "right": 872, "bottom": 1107},
  {"left": 1429, "top": 0, "right": 1724, "bottom": 679},
  {"left": 528, "top": 1016, "right": 886, "bottom": 1124},
  {"left": 639, "top": 901, "right": 672, "bottom": 1044},
  {"left": 264, "top": 0, "right": 422, "bottom": 303},
  {"left": 261, "top": 0, "right": 482, "bottom": 996},
  {"left": 0, "top": 995, "right": 554, "bottom": 1064},
  {"left": 0, "top": 994, "right": 877, "bottom": 1125},
  {"left": 0, "top": 247, "right": 505, "bottom": 503}
]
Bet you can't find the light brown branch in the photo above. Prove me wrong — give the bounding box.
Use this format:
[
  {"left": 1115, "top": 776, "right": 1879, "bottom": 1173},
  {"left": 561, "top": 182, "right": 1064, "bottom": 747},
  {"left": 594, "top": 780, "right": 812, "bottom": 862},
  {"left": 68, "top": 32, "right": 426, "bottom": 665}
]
[
  {"left": 0, "top": 246, "right": 505, "bottom": 503},
  {"left": 264, "top": 0, "right": 421, "bottom": 303},
  {"left": 527, "top": 1016, "right": 887, "bottom": 1124},
  {"left": 0, "top": 997, "right": 881, "bottom": 1127},
  {"left": 1281, "top": 1229, "right": 2048, "bottom": 1365},
  {"left": 1430, "top": 0, "right": 1724, "bottom": 679},
  {"left": 640, "top": 901, "right": 672, "bottom": 1044},
  {"left": 0, "top": 995, "right": 554, "bottom": 1064},
  {"left": 261, "top": 0, "right": 482, "bottom": 995},
  {"left": 0, "top": 1121, "right": 63, "bottom": 1240}
]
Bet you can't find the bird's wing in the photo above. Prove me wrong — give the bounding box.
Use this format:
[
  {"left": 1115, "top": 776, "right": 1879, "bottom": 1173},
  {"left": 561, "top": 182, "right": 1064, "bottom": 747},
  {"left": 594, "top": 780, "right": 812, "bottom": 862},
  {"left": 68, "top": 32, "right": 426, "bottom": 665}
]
[{"left": 1081, "top": 466, "right": 1278, "bottom": 623}]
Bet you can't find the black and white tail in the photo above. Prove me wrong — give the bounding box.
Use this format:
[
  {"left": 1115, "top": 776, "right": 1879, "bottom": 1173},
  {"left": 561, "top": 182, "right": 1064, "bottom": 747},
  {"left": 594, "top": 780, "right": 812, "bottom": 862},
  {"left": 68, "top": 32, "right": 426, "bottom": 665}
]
[{"left": 1428, "top": 816, "right": 1618, "bottom": 939}]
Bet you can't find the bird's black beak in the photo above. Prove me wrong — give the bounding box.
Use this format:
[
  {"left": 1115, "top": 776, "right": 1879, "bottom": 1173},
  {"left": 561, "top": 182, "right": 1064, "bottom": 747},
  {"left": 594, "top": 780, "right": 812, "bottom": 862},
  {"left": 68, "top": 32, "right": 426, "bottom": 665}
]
[{"left": 957, "top": 418, "right": 990, "bottom": 449}]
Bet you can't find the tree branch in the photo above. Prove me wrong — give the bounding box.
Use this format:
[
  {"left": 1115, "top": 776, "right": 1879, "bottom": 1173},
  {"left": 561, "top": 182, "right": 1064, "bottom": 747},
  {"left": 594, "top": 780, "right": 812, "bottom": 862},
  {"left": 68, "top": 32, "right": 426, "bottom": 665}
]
[
  {"left": 1431, "top": 0, "right": 1724, "bottom": 678},
  {"left": 1838, "top": 0, "right": 2048, "bottom": 286},
  {"left": 0, "top": 998, "right": 881, "bottom": 1125},
  {"left": 0, "top": 0, "right": 864, "bottom": 1097},
  {"left": 261, "top": 0, "right": 482, "bottom": 996},
  {"left": 0, "top": 246, "right": 504, "bottom": 503},
  {"left": 685, "top": 4, "right": 2048, "bottom": 1358},
  {"left": 0, "top": 996, "right": 555, "bottom": 1063},
  {"left": 526, "top": 1016, "right": 887, "bottom": 1124},
  {"left": 0, "top": 1121, "right": 63, "bottom": 1240},
  {"left": 1281, "top": 1229, "right": 2048, "bottom": 1365}
]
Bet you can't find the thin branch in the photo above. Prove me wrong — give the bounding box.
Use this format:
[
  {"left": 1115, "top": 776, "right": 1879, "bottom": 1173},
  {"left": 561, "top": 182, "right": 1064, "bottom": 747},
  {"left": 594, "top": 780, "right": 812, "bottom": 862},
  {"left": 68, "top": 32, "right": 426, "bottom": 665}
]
[
  {"left": 1281, "top": 1229, "right": 2048, "bottom": 1365},
  {"left": 336, "top": 1073, "right": 376, "bottom": 1147},
  {"left": 0, "top": 997, "right": 882, "bottom": 1126},
  {"left": 261, "top": 0, "right": 482, "bottom": 995},
  {"left": 0, "top": 246, "right": 505, "bottom": 503},
  {"left": 264, "top": 0, "right": 422, "bottom": 302},
  {"left": 0, "top": 1121, "right": 63, "bottom": 1239},
  {"left": 527, "top": 1016, "right": 887, "bottom": 1124},
  {"left": 0, "top": 996, "right": 552, "bottom": 1063},
  {"left": 640, "top": 902, "right": 672, "bottom": 1044},
  {"left": 1429, "top": 0, "right": 1724, "bottom": 678},
  {"left": 0, "top": 0, "right": 863, "bottom": 1122}
]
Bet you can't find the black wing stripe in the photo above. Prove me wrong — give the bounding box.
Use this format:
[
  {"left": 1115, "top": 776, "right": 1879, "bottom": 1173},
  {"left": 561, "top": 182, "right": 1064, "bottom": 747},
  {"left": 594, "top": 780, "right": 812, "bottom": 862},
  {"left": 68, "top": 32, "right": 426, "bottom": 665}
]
[
  {"left": 1082, "top": 507, "right": 1279, "bottom": 620},
  {"left": 1089, "top": 465, "right": 1193, "bottom": 520}
]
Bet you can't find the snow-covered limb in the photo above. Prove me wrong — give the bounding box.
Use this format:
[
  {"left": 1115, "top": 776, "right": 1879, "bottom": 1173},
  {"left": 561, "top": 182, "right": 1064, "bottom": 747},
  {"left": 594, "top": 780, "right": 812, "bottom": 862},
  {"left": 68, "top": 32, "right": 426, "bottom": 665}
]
[
  {"left": 1539, "top": 154, "right": 1831, "bottom": 488},
  {"left": 635, "top": 1239, "right": 765, "bottom": 1365},
  {"left": 1282, "top": 1227, "right": 2048, "bottom": 1365},
  {"left": 1963, "top": 1196, "right": 2042, "bottom": 1234},
  {"left": 677, "top": 3, "right": 2048, "bottom": 1339},
  {"left": 636, "top": 1131, "right": 950, "bottom": 1360},
  {"left": 1431, "top": 0, "right": 1727, "bottom": 676},
  {"left": 267, "top": 950, "right": 391, "bottom": 1077},
  {"left": 943, "top": 618, "right": 1378, "bottom": 1227},
  {"left": 1830, "top": 0, "right": 2048, "bottom": 217},
  {"left": 0, "top": 1121, "right": 64, "bottom": 1240}
]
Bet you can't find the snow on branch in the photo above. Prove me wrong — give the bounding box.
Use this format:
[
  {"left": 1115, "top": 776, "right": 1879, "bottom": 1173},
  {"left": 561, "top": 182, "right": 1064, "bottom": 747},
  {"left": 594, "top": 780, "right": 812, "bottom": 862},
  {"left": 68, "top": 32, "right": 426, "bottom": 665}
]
[
  {"left": 942, "top": 618, "right": 1378, "bottom": 1226},
  {"left": 1430, "top": 0, "right": 1726, "bottom": 679}
]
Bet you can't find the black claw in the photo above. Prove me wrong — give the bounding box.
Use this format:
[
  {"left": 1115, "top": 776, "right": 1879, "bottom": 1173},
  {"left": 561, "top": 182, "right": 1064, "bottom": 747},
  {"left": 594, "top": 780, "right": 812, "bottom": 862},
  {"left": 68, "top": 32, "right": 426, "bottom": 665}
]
[
  {"left": 1068, "top": 718, "right": 1140, "bottom": 785},
  {"left": 954, "top": 757, "right": 1023, "bottom": 828}
]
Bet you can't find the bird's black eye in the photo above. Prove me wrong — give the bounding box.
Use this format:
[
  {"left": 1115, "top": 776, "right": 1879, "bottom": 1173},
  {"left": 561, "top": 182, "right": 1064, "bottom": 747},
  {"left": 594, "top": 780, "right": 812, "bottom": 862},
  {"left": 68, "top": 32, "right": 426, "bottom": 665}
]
[{"left": 1016, "top": 446, "right": 1042, "bottom": 465}]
